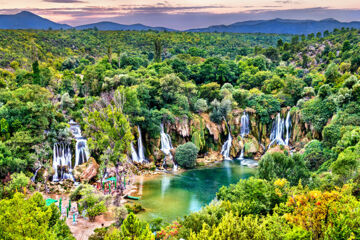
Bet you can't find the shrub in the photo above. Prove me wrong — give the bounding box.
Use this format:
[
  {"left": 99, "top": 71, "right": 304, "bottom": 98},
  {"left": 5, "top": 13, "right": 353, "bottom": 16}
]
[
  {"left": 114, "top": 206, "right": 128, "bottom": 227},
  {"left": 87, "top": 201, "right": 106, "bottom": 222},
  {"left": 175, "top": 142, "right": 199, "bottom": 168}
]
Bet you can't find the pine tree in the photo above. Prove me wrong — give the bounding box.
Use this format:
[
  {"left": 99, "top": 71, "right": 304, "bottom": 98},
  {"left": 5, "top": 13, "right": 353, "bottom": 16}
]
[{"left": 119, "top": 213, "right": 154, "bottom": 240}]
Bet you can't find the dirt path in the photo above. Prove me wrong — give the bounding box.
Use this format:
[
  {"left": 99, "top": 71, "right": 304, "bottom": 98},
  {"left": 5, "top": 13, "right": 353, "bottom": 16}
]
[{"left": 43, "top": 176, "right": 141, "bottom": 240}]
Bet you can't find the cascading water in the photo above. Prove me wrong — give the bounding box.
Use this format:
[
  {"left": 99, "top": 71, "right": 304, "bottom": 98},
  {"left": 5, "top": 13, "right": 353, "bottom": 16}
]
[
  {"left": 284, "top": 111, "right": 291, "bottom": 146},
  {"left": 137, "top": 126, "right": 147, "bottom": 163},
  {"left": 239, "top": 112, "right": 250, "bottom": 160},
  {"left": 160, "top": 124, "right": 177, "bottom": 170},
  {"left": 75, "top": 139, "right": 90, "bottom": 166},
  {"left": 240, "top": 112, "right": 250, "bottom": 138},
  {"left": 268, "top": 113, "right": 285, "bottom": 148},
  {"left": 70, "top": 122, "right": 90, "bottom": 167},
  {"left": 31, "top": 166, "right": 42, "bottom": 182},
  {"left": 131, "top": 142, "right": 139, "bottom": 163},
  {"left": 52, "top": 143, "right": 73, "bottom": 182},
  {"left": 52, "top": 121, "right": 89, "bottom": 182},
  {"left": 221, "top": 121, "right": 232, "bottom": 160}
]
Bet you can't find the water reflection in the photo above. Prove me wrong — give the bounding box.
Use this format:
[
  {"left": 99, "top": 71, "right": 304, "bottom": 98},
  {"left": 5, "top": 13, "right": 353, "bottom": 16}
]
[{"left": 137, "top": 160, "right": 255, "bottom": 222}]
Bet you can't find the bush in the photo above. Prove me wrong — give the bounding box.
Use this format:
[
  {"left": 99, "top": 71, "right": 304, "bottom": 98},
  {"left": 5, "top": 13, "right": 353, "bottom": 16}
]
[
  {"left": 175, "top": 142, "right": 199, "bottom": 168},
  {"left": 114, "top": 206, "right": 128, "bottom": 227},
  {"left": 87, "top": 201, "right": 106, "bottom": 222}
]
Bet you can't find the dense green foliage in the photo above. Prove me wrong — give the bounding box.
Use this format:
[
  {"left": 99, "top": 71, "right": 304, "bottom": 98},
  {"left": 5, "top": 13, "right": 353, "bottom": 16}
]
[
  {"left": 0, "top": 192, "right": 74, "bottom": 239},
  {"left": 175, "top": 142, "right": 199, "bottom": 168},
  {"left": 0, "top": 27, "right": 360, "bottom": 239}
]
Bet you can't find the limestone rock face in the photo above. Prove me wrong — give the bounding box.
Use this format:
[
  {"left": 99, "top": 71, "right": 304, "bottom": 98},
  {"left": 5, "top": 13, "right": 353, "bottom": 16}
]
[
  {"left": 204, "top": 150, "right": 223, "bottom": 162},
  {"left": 167, "top": 117, "right": 191, "bottom": 137},
  {"left": 201, "top": 113, "right": 221, "bottom": 141},
  {"left": 230, "top": 137, "right": 241, "bottom": 158},
  {"left": 267, "top": 145, "right": 291, "bottom": 155}
]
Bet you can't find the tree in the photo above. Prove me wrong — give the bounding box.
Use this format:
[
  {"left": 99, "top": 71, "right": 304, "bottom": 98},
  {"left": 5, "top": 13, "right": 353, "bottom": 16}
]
[
  {"left": 257, "top": 152, "right": 310, "bottom": 186},
  {"left": 285, "top": 187, "right": 360, "bottom": 240},
  {"left": 154, "top": 38, "right": 162, "bottom": 63},
  {"left": 85, "top": 89, "right": 133, "bottom": 192},
  {"left": 194, "top": 99, "right": 208, "bottom": 113},
  {"left": 217, "top": 177, "right": 286, "bottom": 215},
  {"left": 175, "top": 142, "right": 199, "bottom": 168},
  {"left": 325, "top": 63, "right": 340, "bottom": 84},
  {"left": 0, "top": 142, "right": 26, "bottom": 179},
  {"left": 301, "top": 97, "right": 336, "bottom": 133},
  {"left": 105, "top": 213, "right": 154, "bottom": 240},
  {"left": 32, "top": 60, "right": 40, "bottom": 85},
  {"left": 331, "top": 144, "right": 360, "bottom": 182},
  {"left": 0, "top": 192, "right": 74, "bottom": 239},
  {"left": 303, "top": 140, "right": 333, "bottom": 171}
]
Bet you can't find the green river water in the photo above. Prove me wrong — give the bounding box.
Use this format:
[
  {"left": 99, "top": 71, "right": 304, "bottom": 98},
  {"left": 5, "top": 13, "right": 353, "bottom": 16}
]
[{"left": 135, "top": 159, "right": 256, "bottom": 222}]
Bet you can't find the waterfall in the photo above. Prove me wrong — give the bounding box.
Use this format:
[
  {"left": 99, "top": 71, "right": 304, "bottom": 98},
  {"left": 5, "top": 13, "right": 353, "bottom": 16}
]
[
  {"left": 221, "top": 131, "right": 232, "bottom": 160},
  {"left": 173, "top": 163, "right": 178, "bottom": 172},
  {"left": 52, "top": 143, "right": 73, "bottom": 182},
  {"left": 137, "top": 126, "right": 146, "bottom": 163},
  {"left": 160, "top": 124, "right": 174, "bottom": 169},
  {"left": 70, "top": 122, "right": 90, "bottom": 167},
  {"left": 75, "top": 140, "right": 90, "bottom": 166},
  {"left": 240, "top": 112, "right": 250, "bottom": 138},
  {"left": 52, "top": 121, "right": 89, "bottom": 182},
  {"left": 239, "top": 112, "right": 250, "bottom": 160},
  {"left": 131, "top": 142, "right": 139, "bottom": 163},
  {"left": 284, "top": 111, "right": 291, "bottom": 146},
  {"left": 31, "top": 166, "right": 42, "bottom": 182},
  {"left": 239, "top": 147, "right": 244, "bottom": 160},
  {"left": 268, "top": 113, "right": 285, "bottom": 148}
]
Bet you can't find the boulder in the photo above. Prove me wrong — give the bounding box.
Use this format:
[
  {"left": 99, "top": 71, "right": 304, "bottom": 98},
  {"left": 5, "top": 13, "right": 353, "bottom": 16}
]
[
  {"left": 80, "top": 158, "right": 99, "bottom": 182},
  {"left": 74, "top": 157, "right": 99, "bottom": 182}
]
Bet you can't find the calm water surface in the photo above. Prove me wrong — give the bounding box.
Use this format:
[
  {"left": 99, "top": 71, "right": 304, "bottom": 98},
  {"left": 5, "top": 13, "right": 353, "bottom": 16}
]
[{"left": 136, "top": 159, "right": 256, "bottom": 222}]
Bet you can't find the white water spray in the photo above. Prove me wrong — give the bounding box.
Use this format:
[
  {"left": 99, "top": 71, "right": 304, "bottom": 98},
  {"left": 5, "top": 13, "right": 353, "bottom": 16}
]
[
  {"left": 268, "top": 112, "right": 292, "bottom": 148},
  {"left": 137, "top": 126, "right": 147, "bottom": 163},
  {"left": 160, "top": 124, "right": 176, "bottom": 170},
  {"left": 284, "top": 111, "right": 291, "bottom": 146},
  {"left": 221, "top": 123, "right": 232, "bottom": 160},
  {"left": 239, "top": 112, "right": 250, "bottom": 160}
]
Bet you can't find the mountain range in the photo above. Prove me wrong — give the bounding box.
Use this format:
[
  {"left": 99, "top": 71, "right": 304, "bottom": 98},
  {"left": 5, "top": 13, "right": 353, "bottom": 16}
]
[
  {"left": 1, "top": 11, "right": 360, "bottom": 34},
  {"left": 188, "top": 18, "right": 360, "bottom": 35}
]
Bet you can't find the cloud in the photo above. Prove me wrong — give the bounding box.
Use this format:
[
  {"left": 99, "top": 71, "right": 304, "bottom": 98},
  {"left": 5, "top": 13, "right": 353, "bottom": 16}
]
[
  {"left": 1, "top": 6, "right": 360, "bottom": 30},
  {"left": 43, "top": 0, "right": 86, "bottom": 3},
  {"left": 121, "top": 5, "right": 227, "bottom": 14}
]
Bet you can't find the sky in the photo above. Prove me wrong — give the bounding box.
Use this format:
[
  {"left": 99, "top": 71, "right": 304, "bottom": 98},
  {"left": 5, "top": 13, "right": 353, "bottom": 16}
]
[{"left": 0, "top": 0, "right": 359, "bottom": 29}]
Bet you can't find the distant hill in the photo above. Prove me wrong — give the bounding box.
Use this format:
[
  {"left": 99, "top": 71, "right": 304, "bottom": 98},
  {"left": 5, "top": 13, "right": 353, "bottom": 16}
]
[
  {"left": 1, "top": 12, "right": 360, "bottom": 34},
  {"left": 187, "top": 18, "right": 360, "bottom": 34},
  {"left": 75, "top": 21, "right": 174, "bottom": 31},
  {"left": 0, "top": 11, "right": 70, "bottom": 30}
]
